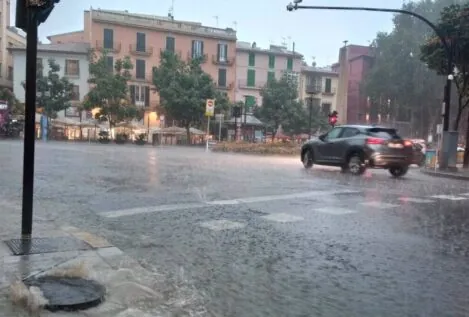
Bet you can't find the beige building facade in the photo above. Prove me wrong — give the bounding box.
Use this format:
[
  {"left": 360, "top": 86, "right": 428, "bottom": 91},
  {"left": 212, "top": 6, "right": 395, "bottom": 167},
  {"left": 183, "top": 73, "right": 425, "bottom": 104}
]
[
  {"left": 48, "top": 9, "right": 237, "bottom": 129},
  {"left": 299, "top": 66, "right": 339, "bottom": 116}
]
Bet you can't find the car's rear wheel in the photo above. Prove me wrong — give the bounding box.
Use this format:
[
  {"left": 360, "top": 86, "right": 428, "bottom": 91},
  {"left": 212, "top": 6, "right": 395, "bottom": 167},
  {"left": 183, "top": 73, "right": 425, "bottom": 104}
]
[
  {"left": 302, "top": 149, "right": 314, "bottom": 169},
  {"left": 389, "top": 165, "right": 409, "bottom": 177},
  {"left": 347, "top": 154, "right": 366, "bottom": 175}
]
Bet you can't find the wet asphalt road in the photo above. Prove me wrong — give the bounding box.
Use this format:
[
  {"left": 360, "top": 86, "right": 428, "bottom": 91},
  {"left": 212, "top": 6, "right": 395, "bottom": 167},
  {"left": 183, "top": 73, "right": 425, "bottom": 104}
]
[{"left": 2, "top": 141, "right": 469, "bottom": 317}]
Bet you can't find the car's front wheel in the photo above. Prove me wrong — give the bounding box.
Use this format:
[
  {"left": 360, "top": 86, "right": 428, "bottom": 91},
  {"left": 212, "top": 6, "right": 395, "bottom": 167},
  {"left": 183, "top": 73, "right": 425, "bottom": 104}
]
[
  {"left": 389, "top": 165, "right": 409, "bottom": 177},
  {"left": 302, "top": 149, "right": 314, "bottom": 169}
]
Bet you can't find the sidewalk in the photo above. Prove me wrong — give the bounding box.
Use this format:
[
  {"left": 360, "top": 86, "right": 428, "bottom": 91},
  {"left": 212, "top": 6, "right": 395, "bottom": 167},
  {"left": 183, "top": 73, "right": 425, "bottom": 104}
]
[
  {"left": 0, "top": 202, "right": 209, "bottom": 316},
  {"left": 421, "top": 164, "right": 469, "bottom": 180}
]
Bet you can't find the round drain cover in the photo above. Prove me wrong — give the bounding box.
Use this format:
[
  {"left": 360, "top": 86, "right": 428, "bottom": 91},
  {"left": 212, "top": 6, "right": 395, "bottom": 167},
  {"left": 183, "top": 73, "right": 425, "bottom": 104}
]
[{"left": 24, "top": 276, "right": 105, "bottom": 311}]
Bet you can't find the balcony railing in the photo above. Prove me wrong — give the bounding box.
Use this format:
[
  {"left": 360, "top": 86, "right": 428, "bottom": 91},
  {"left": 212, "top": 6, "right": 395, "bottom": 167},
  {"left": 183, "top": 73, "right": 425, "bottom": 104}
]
[
  {"left": 212, "top": 55, "right": 235, "bottom": 66},
  {"left": 160, "top": 49, "right": 182, "bottom": 58},
  {"left": 217, "top": 82, "right": 234, "bottom": 90},
  {"left": 131, "top": 72, "right": 153, "bottom": 83},
  {"left": 129, "top": 44, "right": 153, "bottom": 56},
  {"left": 305, "top": 84, "right": 322, "bottom": 94},
  {"left": 322, "top": 87, "right": 337, "bottom": 95},
  {"left": 95, "top": 40, "right": 121, "bottom": 53},
  {"left": 187, "top": 52, "right": 208, "bottom": 63},
  {"left": 238, "top": 79, "right": 266, "bottom": 90}
]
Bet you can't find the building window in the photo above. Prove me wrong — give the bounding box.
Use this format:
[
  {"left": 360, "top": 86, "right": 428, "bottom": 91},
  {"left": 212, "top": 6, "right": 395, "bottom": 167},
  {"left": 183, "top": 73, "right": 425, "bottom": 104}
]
[
  {"left": 287, "top": 57, "right": 293, "bottom": 71},
  {"left": 65, "top": 106, "right": 80, "bottom": 117},
  {"left": 191, "top": 40, "right": 204, "bottom": 58},
  {"left": 135, "top": 32, "right": 146, "bottom": 52},
  {"left": 37, "top": 58, "right": 43, "bottom": 68},
  {"left": 103, "top": 28, "right": 114, "bottom": 49},
  {"left": 325, "top": 78, "right": 332, "bottom": 93},
  {"left": 106, "top": 56, "right": 114, "bottom": 72},
  {"left": 321, "top": 103, "right": 332, "bottom": 115},
  {"left": 7, "top": 66, "right": 13, "bottom": 80},
  {"left": 248, "top": 52, "right": 255, "bottom": 67},
  {"left": 65, "top": 59, "right": 79, "bottom": 76},
  {"left": 166, "top": 36, "right": 175, "bottom": 52},
  {"left": 130, "top": 85, "right": 150, "bottom": 107},
  {"left": 71, "top": 85, "right": 80, "bottom": 100},
  {"left": 267, "top": 71, "right": 275, "bottom": 82},
  {"left": 268, "top": 55, "right": 275, "bottom": 68},
  {"left": 136, "top": 59, "right": 146, "bottom": 79},
  {"left": 218, "top": 68, "right": 227, "bottom": 87},
  {"left": 217, "top": 43, "right": 228, "bottom": 62},
  {"left": 247, "top": 69, "right": 255, "bottom": 87}
]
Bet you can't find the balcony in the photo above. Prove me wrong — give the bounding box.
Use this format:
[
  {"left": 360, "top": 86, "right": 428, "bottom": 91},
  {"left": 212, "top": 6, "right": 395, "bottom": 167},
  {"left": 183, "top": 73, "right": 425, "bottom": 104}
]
[
  {"left": 322, "top": 87, "right": 337, "bottom": 95},
  {"left": 212, "top": 55, "right": 235, "bottom": 66},
  {"left": 305, "top": 84, "right": 321, "bottom": 95},
  {"left": 131, "top": 72, "right": 152, "bottom": 83},
  {"left": 129, "top": 44, "right": 153, "bottom": 56},
  {"left": 187, "top": 52, "right": 208, "bottom": 63},
  {"left": 237, "top": 79, "right": 266, "bottom": 90},
  {"left": 95, "top": 40, "right": 121, "bottom": 53},
  {"left": 217, "top": 82, "right": 234, "bottom": 90}
]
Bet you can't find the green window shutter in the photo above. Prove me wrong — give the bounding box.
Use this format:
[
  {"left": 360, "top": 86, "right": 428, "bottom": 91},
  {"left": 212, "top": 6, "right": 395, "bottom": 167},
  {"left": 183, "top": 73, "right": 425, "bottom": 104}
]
[
  {"left": 287, "top": 57, "right": 293, "bottom": 70},
  {"left": 136, "top": 32, "right": 146, "bottom": 52},
  {"left": 103, "top": 29, "right": 113, "bottom": 49},
  {"left": 106, "top": 56, "right": 114, "bottom": 72},
  {"left": 248, "top": 52, "right": 255, "bottom": 66},
  {"left": 268, "top": 55, "right": 275, "bottom": 68},
  {"left": 136, "top": 59, "right": 145, "bottom": 79},
  {"left": 245, "top": 95, "right": 256, "bottom": 112},
  {"left": 267, "top": 71, "right": 275, "bottom": 82},
  {"left": 166, "top": 37, "right": 175, "bottom": 52},
  {"left": 218, "top": 68, "right": 227, "bottom": 87},
  {"left": 247, "top": 69, "right": 255, "bottom": 87},
  {"left": 325, "top": 78, "right": 332, "bottom": 93}
]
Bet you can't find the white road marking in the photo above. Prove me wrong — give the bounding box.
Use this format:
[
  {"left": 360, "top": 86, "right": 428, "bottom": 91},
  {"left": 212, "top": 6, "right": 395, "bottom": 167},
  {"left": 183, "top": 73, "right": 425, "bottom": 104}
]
[
  {"left": 459, "top": 193, "right": 469, "bottom": 197},
  {"left": 98, "top": 189, "right": 361, "bottom": 218},
  {"left": 431, "top": 195, "right": 468, "bottom": 201},
  {"left": 261, "top": 213, "right": 304, "bottom": 223},
  {"left": 360, "top": 201, "right": 400, "bottom": 209},
  {"left": 314, "top": 207, "right": 357, "bottom": 215},
  {"left": 398, "top": 197, "right": 435, "bottom": 204},
  {"left": 199, "top": 220, "right": 246, "bottom": 231}
]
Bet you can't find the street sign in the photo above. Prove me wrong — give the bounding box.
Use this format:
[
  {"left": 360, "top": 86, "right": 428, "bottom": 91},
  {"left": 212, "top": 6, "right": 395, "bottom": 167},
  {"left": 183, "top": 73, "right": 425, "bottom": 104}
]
[
  {"left": 436, "top": 123, "right": 443, "bottom": 135},
  {"left": 205, "top": 99, "right": 215, "bottom": 117}
]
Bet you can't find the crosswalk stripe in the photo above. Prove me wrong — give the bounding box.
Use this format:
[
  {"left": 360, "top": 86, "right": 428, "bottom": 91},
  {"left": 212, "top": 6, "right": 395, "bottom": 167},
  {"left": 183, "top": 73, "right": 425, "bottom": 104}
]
[{"left": 430, "top": 195, "right": 468, "bottom": 201}]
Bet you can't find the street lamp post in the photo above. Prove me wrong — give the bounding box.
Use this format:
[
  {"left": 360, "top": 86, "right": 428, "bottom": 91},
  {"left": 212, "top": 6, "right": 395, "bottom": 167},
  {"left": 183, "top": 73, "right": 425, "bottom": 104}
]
[
  {"left": 308, "top": 96, "right": 313, "bottom": 139},
  {"left": 287, "top": 0, "right": 455, "bottom": 169}
]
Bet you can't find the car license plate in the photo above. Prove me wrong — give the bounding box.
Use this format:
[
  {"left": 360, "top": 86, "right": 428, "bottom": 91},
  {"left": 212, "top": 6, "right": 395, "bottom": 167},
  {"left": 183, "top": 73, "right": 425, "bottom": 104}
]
[{"left": 388, "top": 143, "right": 403, "bottom": 149}]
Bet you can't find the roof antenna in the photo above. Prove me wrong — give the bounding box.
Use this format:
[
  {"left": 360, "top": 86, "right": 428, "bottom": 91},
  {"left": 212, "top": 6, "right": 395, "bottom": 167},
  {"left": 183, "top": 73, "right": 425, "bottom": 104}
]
[
  {"left": 213, "top": 15, "right": 219, "bottom": 27},
  {"left": 343, "top": 40, "right": 348, "bottom": 47},
  {"left": 168, "top": 0, "right": 174, "bottom": 20}
]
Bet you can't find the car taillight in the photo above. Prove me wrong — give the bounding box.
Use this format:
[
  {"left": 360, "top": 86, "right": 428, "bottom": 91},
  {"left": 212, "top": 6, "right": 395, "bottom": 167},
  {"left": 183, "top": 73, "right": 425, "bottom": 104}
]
[
  {"left": 404, "top": 140, "right": 413, "bottom": 147},
  {"left": 366, "top": 137, "right": 384, "bottom": 145}
]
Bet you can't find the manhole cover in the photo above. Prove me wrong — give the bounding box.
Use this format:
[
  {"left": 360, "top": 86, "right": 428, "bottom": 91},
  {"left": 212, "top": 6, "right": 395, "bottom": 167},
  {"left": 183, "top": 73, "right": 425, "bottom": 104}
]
[
  {"left": 24, "top": 276, "right": 105, "bottom": 311},
  {"left": 4, "top": 237, "right": 92, "bottom": 255}
]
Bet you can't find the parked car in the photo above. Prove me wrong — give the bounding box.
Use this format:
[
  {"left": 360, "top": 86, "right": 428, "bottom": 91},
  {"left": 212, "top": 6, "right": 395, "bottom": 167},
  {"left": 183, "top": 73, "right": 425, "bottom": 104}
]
[{"left": 300, "top": 125, "right": 414, "bottom": 177}]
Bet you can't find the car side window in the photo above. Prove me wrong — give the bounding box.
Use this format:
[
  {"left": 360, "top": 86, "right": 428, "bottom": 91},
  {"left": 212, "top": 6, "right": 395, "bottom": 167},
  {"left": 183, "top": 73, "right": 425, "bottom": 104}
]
[
  {"left": 325, "top": 128, "right": 343, "bottom": 140},
  {"left": 341, "top": 128, "right": 360, "bottom": 138}
]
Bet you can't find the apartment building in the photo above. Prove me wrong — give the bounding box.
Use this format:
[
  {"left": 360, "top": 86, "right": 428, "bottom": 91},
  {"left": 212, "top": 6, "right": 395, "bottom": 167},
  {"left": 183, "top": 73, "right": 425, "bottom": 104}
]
[
  {"left": 48, "top": 9, "right": 237, "bottom": 128},
  {"left": 235, "top": 42, "right": 303, "bottom": 109},
  {"left": 299, "top": 65, "right": 339, "bottom": 116},
  {"left": 10, "top": 43, "right": 90, "bottom": 121},
  {"left": 0, "top": 0, "right": 26, "bottom": 89}
]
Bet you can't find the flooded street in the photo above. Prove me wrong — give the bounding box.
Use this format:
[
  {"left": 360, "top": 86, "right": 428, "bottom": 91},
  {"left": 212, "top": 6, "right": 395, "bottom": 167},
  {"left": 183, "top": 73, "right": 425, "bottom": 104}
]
[{"left": 2, "top": 141, "right": 469, "bottom": 316}]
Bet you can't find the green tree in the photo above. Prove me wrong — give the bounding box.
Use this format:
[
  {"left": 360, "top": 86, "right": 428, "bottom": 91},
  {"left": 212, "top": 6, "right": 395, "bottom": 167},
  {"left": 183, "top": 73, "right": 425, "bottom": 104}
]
[
  {"left": 84, "top": 51, "right": 140, "bottom": 130},
  {"left": 35, "top": 58, "right": 74, "bottom": 119},
  {"left": 152, "top": 51, "right": 224, "bottom": 142},
  {"left": 0, "top": 88, "right": 23, "bottom": 116}
]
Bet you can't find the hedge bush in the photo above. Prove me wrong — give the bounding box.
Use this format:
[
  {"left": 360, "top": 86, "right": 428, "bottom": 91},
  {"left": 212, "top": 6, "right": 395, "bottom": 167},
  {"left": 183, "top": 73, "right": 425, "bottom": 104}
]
[{"left": 212, "top": 142, "right": 300, "bottom": 156}]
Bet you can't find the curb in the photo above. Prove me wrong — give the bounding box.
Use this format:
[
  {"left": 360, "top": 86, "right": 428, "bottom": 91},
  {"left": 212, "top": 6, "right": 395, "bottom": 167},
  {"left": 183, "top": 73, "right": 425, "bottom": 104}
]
[{"left": 420, "top": 168, "right": 469, "bottom": 180}]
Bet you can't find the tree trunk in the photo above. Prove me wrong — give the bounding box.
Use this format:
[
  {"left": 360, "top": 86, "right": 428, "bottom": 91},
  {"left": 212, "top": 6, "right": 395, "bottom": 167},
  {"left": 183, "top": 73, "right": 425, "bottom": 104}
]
[
  {"left": 79, "top": 111, "right": 83, "bottom": 140},
  {"left": 463, "top": 111, "right": 469, "bottom": 169},
  {"left": 453, "top": 95, "right": 464, "bottom": 131}
]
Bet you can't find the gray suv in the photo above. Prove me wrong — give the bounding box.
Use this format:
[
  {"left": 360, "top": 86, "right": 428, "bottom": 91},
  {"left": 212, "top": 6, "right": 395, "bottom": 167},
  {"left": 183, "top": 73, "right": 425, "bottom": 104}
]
[{"left": 301, "top": 125, "right": 414, "bottom": 177}]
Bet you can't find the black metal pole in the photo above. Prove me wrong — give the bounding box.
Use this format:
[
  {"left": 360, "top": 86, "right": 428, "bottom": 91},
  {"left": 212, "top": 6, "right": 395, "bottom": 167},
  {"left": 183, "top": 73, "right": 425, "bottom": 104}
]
[
  {"left": 443, "top": 55, "right": 453, "bottom": 131},
  {"left": 21, "top": 8, "right": 38, "bottom": 238},
  {"left": 308, "top": 97, "right": 312, "bottom": 138},
  {"left": 243, "top": 102, "right": 247, "bottom": 141},
  {"left": 234, "top": 115, "right": 237, "bottom": 141}
]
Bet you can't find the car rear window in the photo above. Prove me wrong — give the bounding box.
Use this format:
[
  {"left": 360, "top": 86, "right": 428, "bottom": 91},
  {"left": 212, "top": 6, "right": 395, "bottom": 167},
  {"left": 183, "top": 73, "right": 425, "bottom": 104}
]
[{"left": 366, "top": 128, "right": 401, "bottom": 139}]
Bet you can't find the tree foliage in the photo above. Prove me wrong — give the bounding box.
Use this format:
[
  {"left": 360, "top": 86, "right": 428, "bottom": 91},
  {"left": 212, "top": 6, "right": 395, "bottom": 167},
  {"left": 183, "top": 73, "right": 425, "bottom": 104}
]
[
  {"left": 34, "top": 58, "right": 74, "bottom": 119},
  {"left": 152, "top": 51, "right": 227, "bottom": 141},
  {"left": 255, "top": 74, "right": 327, "bottom": 136},
  {"left": 84, "top": 51, "right": 142, "bottom": 127},
  {"left": 420, "top": 3, "right": 469, "bottom": 131},
  {"left": 0, "top": 88, "right": 22, "bottom": 115}
]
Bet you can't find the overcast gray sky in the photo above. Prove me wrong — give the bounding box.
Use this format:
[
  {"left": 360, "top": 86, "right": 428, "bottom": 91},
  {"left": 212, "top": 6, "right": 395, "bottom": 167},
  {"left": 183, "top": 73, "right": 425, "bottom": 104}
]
[{"left": 10, "top": 0, "right": 404, "bottom": 66}]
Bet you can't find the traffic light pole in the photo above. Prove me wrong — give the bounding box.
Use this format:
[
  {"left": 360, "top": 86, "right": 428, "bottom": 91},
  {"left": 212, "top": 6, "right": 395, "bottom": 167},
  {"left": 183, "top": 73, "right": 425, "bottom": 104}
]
[
  {"left": 21, "top": 7, "right": 38, "bottom": 238},
  {"left": 308, "top": 98, "right": 312, "bottom": 139}
]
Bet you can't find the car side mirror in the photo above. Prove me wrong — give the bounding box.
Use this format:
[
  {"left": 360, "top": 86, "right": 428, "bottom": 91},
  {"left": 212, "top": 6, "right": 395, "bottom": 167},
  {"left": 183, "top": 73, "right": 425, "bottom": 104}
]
[{"left": 319, "top": 133, "right": 326, "bottom": 141}]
